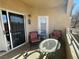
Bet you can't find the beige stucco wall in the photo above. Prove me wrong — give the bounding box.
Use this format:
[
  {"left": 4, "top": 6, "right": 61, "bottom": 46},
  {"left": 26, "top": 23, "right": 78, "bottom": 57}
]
[
  {"left": 29, "top": 7, "right": 70, "bottom": 33},
  {"left": 0, "top": 0, "right": 71, "bottom": 38},
  {"left": 0, "top": 0, "right": 71, "bottom": 33}
]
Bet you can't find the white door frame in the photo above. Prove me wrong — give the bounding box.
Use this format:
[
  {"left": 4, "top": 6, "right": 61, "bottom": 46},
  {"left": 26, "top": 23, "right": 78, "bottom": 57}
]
[
  {"left": 38, "top": 16, "right": 49, "bottom": 37},
  {"left": 7, "top": 11, "right": 13, "bottom": 49}
]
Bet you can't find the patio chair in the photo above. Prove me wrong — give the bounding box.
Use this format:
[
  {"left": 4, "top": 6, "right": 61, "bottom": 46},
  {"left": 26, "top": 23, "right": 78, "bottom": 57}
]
[
  {"left": 49, "top": 30, "right": 62, "bottom": 40},
  {"left": 29, "top": 31, "right": 41, "bottom": 47}
]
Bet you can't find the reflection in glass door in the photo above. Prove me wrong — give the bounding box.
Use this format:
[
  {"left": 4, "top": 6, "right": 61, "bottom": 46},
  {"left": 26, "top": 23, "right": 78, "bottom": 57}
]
[
  {"left": 8, "top": 12, "right": 25, "bottom": 48},
  {"left": 38, "top": 16, "right": 49, "bottom": 39}
]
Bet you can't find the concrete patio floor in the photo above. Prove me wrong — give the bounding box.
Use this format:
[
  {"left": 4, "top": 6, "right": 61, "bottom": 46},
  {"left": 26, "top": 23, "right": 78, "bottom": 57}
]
[{"left": 0, "top": 38, "right": 66, "bottom": 59}]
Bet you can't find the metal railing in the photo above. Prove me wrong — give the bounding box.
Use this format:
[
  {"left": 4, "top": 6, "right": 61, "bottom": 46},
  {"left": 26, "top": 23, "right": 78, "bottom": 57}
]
[{"left": 66, "top": 28, "right": 79, "bottom": 59}]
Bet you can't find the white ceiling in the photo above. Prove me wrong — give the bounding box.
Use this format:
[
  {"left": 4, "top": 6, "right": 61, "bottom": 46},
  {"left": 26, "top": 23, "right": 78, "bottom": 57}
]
[{"left": 20, "top": 0, "right": 65, "bottom": 9}]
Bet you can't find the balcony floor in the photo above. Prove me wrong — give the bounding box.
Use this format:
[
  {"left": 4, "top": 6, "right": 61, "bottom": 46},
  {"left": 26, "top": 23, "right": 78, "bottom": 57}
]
[{"left": 0, "top": 38, "right": 66, "bottom": 59}]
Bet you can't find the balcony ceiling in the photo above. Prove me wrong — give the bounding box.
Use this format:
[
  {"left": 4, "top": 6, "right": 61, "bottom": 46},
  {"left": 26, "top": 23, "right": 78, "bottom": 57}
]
[{"left": 20, "top": 0, "right": 65, "bottom": 9}]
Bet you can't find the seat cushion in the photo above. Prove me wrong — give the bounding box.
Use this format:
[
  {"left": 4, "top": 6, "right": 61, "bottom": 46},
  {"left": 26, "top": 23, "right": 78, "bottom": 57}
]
[{"left": 31, "top": 39, "right": 40, "bottom": 43}]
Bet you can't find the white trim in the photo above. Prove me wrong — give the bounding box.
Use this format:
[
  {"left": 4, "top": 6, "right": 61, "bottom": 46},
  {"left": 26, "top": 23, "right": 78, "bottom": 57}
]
[
  {"left": 46, "top": 16, "right": 49, "bottom": 36},
  {"left": 38, "top": 16, "right": 40, "bottom": 34},
  {"left": 6, "top": 11, "right": 13, "bottom": 49},
  {"left": 24, "top": 14, "right": 29, "bottom": 43},
  {"left": 0, "top": 10, "right": 5, "bottom": 31},
  {"left": 38, "top": 16, "right": 49, "bottom": 37}
]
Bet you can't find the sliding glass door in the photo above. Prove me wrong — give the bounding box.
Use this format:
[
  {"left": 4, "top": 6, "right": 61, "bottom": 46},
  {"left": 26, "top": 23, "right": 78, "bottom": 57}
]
[
  {"left": 8, "top": 12, "right": 25, "bottom": 48},
  {"left": 1, "top": 10, "right": 25, "bottom": 49}
]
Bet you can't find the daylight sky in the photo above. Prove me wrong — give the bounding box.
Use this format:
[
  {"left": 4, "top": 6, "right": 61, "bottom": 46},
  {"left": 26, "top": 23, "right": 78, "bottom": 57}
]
[{"left": 72, "top": 0, "right": 79, "bottom": 15}]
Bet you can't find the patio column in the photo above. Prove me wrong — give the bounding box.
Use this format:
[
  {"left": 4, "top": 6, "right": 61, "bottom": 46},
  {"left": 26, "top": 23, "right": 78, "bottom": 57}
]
[
  {"left": 67, "top": 0, "right": 73, "bottom": 15},
  {"left": 66, "top": 0, "right": 73, "bottom": 27}
]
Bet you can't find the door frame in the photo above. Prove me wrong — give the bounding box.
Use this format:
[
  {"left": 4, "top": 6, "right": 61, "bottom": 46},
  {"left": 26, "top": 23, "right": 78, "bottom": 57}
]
[
  {"left": 0, "top": 8, "right": 28, "bottom": 51},
  {"left": 38, "top": 16, "right": 49, "bottom": 37},
  {"left": 0, "top": 10, "right": 9, "bottom": 51}
]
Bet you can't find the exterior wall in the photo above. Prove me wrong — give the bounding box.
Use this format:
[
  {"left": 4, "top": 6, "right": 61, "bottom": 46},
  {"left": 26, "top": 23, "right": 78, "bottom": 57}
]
[
  {"left": 0, "top": 0, "right": 70, "bottom": 41},
  {"left": 29, "top": 7, "right": 70, "bottom": 33}
]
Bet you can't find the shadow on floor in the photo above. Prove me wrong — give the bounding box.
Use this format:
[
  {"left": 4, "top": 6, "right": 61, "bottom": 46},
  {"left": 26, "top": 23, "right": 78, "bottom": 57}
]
[{"left": 0, "top": 38, "right": 66, "bottom": 59}]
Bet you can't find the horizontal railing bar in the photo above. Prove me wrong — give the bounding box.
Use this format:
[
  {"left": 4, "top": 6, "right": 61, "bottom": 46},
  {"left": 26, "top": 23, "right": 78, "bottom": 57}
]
[
  {"left": 66, "top": 29, "right": 79, "bottom": 59},
  {"left": 66, "top": 33, "right": 78, "bottom": 59},
  {"left": 72, "top": 41, "right": 79, "bottom": 58},
  {"left": 69, "top": 32, "right": 79, "bottom": 47}
]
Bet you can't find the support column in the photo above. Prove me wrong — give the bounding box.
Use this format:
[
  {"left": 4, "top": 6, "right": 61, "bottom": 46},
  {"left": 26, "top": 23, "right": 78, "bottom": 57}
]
[
  {"left": 66, "top": 0, "right": 73, "bottom": 28},
  {"left": 67, "top": 0, "right": 73, "bottom": 15}
]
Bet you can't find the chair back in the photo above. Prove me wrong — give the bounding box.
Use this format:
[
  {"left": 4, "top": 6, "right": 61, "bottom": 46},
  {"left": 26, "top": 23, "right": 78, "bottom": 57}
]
[
  {"left": 29, "top": 31, "right": 39, "bottom": 42},
  {"left": 30, "top": 31, "right": 38, "bottom": 39}
]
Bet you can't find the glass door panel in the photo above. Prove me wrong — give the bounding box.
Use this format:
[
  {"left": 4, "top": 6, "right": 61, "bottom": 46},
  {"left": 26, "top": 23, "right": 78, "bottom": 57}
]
[
  {"left": 38, "top": 16, "right": 48, "bottom": 39},
  {"left": 8, "top": 12, "right": 25, "bottom": 48}
]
